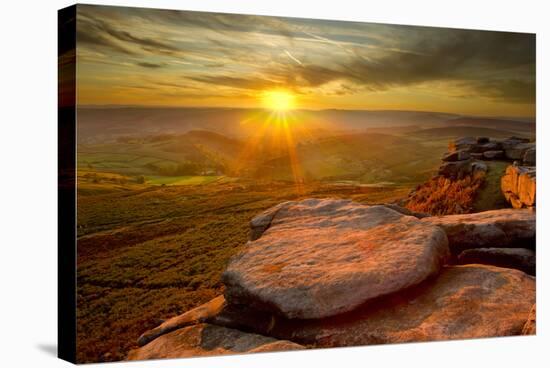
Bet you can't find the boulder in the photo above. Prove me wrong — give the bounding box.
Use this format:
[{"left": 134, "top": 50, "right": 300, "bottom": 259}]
[
  {"left": 501, "top": 165, "right": 536, "bottom": 208},
  {"left": 457, "top": 247, "right": 535, "bottom": 275},
  {"left": 523, "top": 147, "right": 536, "bottom": 166},
  {"left": 210, "top": 265, "right": 535, "bottom": 347},
  {"left": 450, "top": 136, "right": 476, "bottom": 151},
  {"left": 482, "top": 150, "right": 504, "bottom": 160},
  {"left": 470, "top": 153, "right": 483, "bottom": 159},
  {"left": 471, "top": 161, "right": 488, "bottom": 178},
  {"left": 502, "top": 137, "right": 530, "bottom": 151},
  {"left": 421, "top": 208, "right": 535, "bottom": 253},
  {"left": 470, "top": 142, "right": 501, "bottom": 153},
  {"left": 438, "top": 159, "right": 487, "bottom": 180},
  {"left": 250, "top": 202, "right": 291, "bottom": 240},
  {"left": 505, "top": 142, "right": 535, "bottom": 160},
  {"left": 442, "top": 150, "right": 470, "bottom": 162},
  {"left": 128, "top": 323, "right": 304, "bottom": 360},
  {"left": 137, "top": 295, "right": 226, "bottom": 346},
  {"left": 382, "top": 203, "right": 430, "bottom": 218},
  {"left": 438, "top": 159, "right": 473, "bottom": 179},
  {"left": 522, "top": 304, "right": 536, "bottom": 335},
  {"left": 223, "top": 199, "right": 449, "bottom": 319}
]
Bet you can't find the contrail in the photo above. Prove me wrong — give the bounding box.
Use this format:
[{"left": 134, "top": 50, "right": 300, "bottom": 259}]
[{"left": 284, "top": 50, "right": 303, "bottom": 66}]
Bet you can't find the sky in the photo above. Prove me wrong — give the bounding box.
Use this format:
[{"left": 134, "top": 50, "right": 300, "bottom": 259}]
[{"left": 76, "top": 5, "right": 536, "bottom": 117}]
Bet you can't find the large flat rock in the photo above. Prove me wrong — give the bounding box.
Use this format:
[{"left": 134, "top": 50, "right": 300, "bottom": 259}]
[
  {"left": 421, "top": 208, "right": 535, "bottom": 253},
  {"left": 128, "top": 323, "right": 304, "bottom": 361},
  {"left": 223, "top": 199, "right": 449, "bottom": 319},
  {"left": 210, "top": 265, "right": 535, "bottom": 347}
]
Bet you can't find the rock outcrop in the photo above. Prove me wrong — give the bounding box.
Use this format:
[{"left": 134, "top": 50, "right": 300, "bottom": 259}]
[
  {"left": 448, "top": 136, "right": 534, "bottom": 164},
  {"left": 208, "top": 265, "right": 534, "bottom": 347},
  {"left": 438, "top": 158, "right": 487, "bottom": 180},
  {"left": 457, "top": 247, "right": 535, "bottom": 275},
  {"left": 249, "top": 202, "right": 290, "bottom": 241},
  {"left": 223, "top": 199, "right": 449, "bottom": 319},
  {"left": 133, "top": 198, "right": 536, "bottom": 360},
  {"left": 129, "top": 323, "right": 304, "bottom": 360},
  {"left": 501, "top": 165, "right": 536, "bottom": 208},
  {"left": 504, "top": 142, "right": 535, "bottom": 161},
  {"left": 137, "top": 295, "right": 226, "bottom": 347},
  {"left": 523, "top": 147, "right": 536, "bottom": 166},
  {"left": 421, "top": 208, "right": 535, "bottom": 254}
]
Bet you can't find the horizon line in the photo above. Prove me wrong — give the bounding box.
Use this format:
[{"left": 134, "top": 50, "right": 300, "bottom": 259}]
[{"left": 76, "top": 104, "right": 536, "bottom": 120}]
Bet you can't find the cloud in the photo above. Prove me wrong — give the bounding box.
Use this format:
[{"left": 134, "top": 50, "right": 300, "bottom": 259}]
[
  {"left": 284, "top": 50, "right": 303, "bottom": 66},
  {"left": 241, "top": 29, "right": 535, "bottom": 103},
  {"left": 76, "top": 4, "right": 536, "bottom": 107},
  {"left": 187, "top": 75, "right": 282, "bottom": 91},
  {"left": 76, "top": 11, "right": 181, "bottom": 56},
  {"left": 136, "top": 62, "right": 164, "bottom": 69}
]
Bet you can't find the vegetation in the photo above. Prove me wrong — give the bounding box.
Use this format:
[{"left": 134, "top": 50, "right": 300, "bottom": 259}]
[
  {"left": 473, "top": 161, "right": 510, "bottom": 212},
  {"left": 74, "top": 116, "right": 530, "bottom": 362},
  {"left": 406, "top": 175, "right": 485, "bottom": 215},
  {"left": 76, "top": 178, "right": 411, "bottom": 362}
]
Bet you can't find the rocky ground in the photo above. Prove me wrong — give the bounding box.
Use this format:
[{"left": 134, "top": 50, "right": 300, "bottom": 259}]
[
  {"left": 406, "top": 136, "right": 536, "bottom": 214},
  {"left": 129, "top": 190, "right": 536, "bottom": 360}
]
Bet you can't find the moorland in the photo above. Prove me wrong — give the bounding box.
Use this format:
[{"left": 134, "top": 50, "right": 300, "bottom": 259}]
[{"left": 75, "top": 107, "right": 534, "bottom": 362}]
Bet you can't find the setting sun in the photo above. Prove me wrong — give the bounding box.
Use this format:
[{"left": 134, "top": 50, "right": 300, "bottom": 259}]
[{"left": 261, "top": 90, "right": 296, "bottom": 111}]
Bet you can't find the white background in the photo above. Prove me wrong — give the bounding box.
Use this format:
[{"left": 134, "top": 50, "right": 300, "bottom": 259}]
[{"left": 0, "top": 0, "right": 548, "bottom": 366}]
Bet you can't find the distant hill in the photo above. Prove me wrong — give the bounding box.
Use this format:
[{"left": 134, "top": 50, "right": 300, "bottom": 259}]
[
  {"left": 253, "top": 132, "right": 445, "bottom": 184},
  {"left": 444, "top": 117, "right": 535, "bottom": 135},
  {"left": 157, "top": 130, "right": 242, "bottom": 157},
  {"left": 76, "top": 107, "right": 464, "bottom": 143},
  {"left": 409, "top": 126, "right": 531, "bottom": 139}
]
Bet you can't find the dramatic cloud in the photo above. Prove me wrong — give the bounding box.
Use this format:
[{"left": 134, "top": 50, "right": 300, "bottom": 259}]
[{"left": 76, "top": 4, "right": 536, "bottom": 116}]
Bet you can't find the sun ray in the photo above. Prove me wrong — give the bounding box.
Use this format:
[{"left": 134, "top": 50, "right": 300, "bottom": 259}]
[
  {"left": 281, "top": 114, "right": 305, "bottom": 192},
  {"left": 233, "top": 111, "right": 276, "bottom": 176}
]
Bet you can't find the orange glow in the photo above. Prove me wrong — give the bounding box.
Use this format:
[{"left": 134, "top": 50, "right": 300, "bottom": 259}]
[{"left": 261, "top": 90, "right": 296, "bottom": 112}]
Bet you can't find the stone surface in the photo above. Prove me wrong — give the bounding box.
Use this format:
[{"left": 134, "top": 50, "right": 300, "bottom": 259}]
[
  {"left": 223, "top": 199, "right": 449, "bottom": 319},
  {"left": 523, "top": 147, "right": 536, "bottom": 166},
  {"left": 522, "top": 304, "right": 536, "bottom": 335},
  {"left": 442, "top": 150, "right": 470, "bottom": 162},
  {"left": 211, "top": 265, "right": 535, "bottom": 347},
  {"left": 382, "top": 203, "right": 430, "bottom": 218},
  {"left": 457, "top": 247, "right": 535, "bottom": 275},
  {"left": 128, "top": 323, "right": 304, "bottom": 360},
  {"left": 482, "top": 150, "right": 504, "bottom": 160},
  {"left": 470, "top": 153, "right": 483, "bottom": 159},
  {"left": 249, "top": 202, "right": 291, "bottom": 241},
  {"left": 505, "top": 142, "right": 535, "bottom": 160},
  {"left": 137, "top": 296, "right": 226, "bottom": 346},
  {"left": 438, "top": 159, "right": 474, "bottom": 179},
  {"left": 501, "top": 165, "right": 536, "bottom": 208},
  {"left": 470, "top": 142, "right": 501, "bottom": 153},
  {"left": 450, "top": 136, "right": 477, "bottom": 151},
  {"left": 470, "top": 161, "right": 488, "bottom": 178},
  {"left": 421, "top": 208, "right": 535, "bottom": 253}
]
